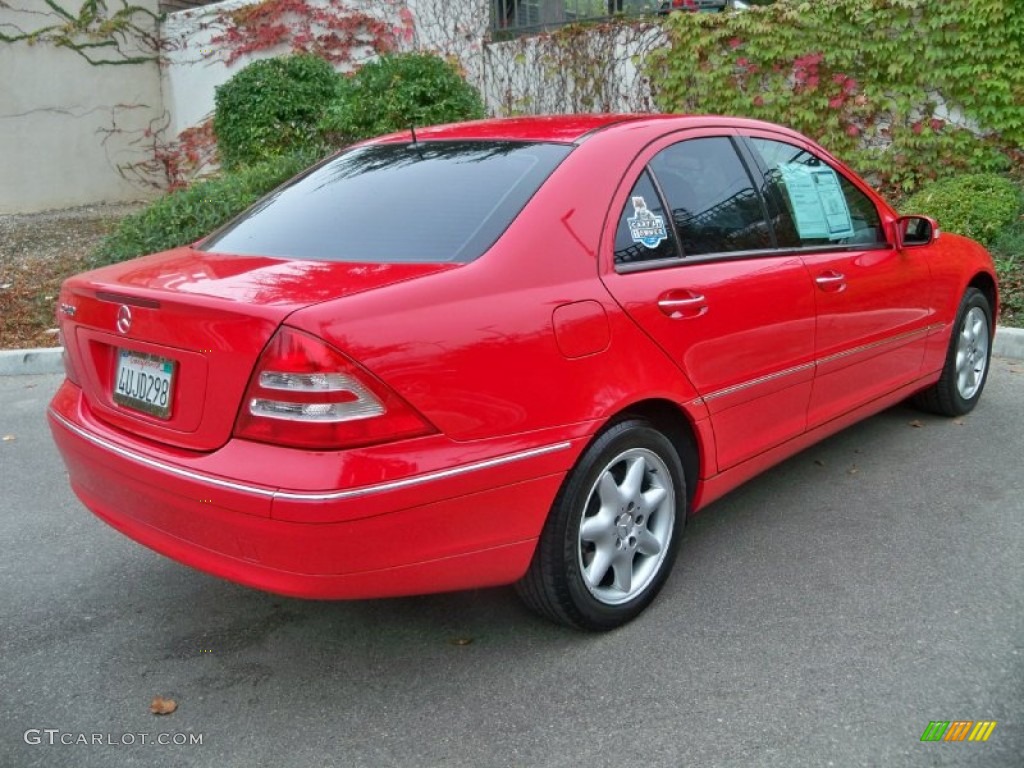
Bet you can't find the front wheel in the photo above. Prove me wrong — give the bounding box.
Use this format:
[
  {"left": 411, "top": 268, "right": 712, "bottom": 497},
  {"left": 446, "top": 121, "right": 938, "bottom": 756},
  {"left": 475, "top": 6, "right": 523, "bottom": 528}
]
[
  {"left": 516, "top": 419, "right": 686, "bottom": 631},
  {"left": 913, "top": 287, "right": 993, "bottom": 416}
]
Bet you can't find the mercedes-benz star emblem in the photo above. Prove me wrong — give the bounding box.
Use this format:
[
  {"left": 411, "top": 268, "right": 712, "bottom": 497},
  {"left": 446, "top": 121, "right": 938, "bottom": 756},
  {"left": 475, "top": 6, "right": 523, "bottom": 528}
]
[{"left": 116, "top": 305, "right": 132, "bottom": 335}]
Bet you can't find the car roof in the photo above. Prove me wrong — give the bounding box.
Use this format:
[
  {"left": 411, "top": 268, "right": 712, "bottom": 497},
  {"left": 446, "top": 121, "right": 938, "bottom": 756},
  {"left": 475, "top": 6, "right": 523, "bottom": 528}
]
[
  {"left": 368, "top": 114, "right": 807, "bottom": 146},
  {"left": 368, "top": 114, "right": 670, "bottom": 145}
]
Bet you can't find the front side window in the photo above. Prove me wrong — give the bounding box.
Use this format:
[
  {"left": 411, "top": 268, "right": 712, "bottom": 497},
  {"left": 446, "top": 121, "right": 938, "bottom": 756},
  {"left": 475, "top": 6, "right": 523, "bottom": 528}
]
[
  {"left": 747, "top": 138, "right": 887, "bottom": 248},
  {"left": 202, "top": 141, "right": 573, "bottom": 263},
  {"left": 649, "top": 137, "right": 773, "bottom": 256}
]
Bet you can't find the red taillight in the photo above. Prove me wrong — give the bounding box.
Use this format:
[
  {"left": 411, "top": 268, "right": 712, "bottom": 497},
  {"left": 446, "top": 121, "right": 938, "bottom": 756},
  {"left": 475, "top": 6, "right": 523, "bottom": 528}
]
[
  {"left": 233, "top": 327, "right": 435, "bottom": 450},
  {"left": 56, "top": 293, "right": 80, "bottom": 386},
  {"left": 58, "top": 328, "right": 81, "bottom": 386}
]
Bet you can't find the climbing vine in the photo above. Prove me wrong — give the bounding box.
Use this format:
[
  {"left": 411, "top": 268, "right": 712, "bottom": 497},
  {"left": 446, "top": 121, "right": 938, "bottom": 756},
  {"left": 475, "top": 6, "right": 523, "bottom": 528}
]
[
  {"left": 647, "top": 0, "right": 1024, "bottom": 195},
  {"left": 0, "top": 0, "right": 165, "bottom": 64},
  {"left": 205, "top": 0, "right": 413, "bottom": 67},
  {"left": 99, "top": 110, "right": 218, "bottom": 191},
  {"left": 485, "top": 17, "right": 666, "bottom": 115}
]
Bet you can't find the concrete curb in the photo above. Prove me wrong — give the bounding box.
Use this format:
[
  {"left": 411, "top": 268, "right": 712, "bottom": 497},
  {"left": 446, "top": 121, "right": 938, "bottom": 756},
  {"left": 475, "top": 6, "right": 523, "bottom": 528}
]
[
  {"left": 2, "top": 326, "right": 1023, "bottom": 376},
  {"left": 0, "top": 346, "right": 63, "bottom": 376},
  {"left": 994, "top": 325, "right": 1024, "bottom": 361}
]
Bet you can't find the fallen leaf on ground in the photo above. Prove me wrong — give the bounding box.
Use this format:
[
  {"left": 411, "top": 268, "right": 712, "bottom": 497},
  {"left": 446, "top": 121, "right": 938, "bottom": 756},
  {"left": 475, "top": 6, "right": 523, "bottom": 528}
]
[
  {"left": 909, "top": 420, "right": 924, "bottom": 428},
  {"left": 448, "top": 637, "right": 473, "bottom": 646},
  {"left": 150, "top": 696, "right": 177, "bottom": 715},
  {"left": 848, "top": 467, "right": 859, "bottom": 475},
  {"left": 813, "top": 459, "right": 825, "bottom": 467}
]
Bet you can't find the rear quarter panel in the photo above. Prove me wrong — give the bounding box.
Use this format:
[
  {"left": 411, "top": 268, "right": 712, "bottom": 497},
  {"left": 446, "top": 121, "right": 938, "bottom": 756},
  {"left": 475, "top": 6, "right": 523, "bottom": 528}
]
[{"left": 284, "top": 146, "right": 706, "bottom": 444}]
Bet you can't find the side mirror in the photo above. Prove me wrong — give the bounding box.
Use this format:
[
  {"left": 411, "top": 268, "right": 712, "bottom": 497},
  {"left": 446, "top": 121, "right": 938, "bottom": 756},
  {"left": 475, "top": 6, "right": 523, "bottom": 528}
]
[{"left": 896, "top": 215, "right": 940, "bottom": 248}]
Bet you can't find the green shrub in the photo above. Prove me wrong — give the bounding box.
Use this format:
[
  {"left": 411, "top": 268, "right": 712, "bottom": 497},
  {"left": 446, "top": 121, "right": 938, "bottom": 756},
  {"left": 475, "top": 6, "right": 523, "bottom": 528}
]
[
  {"left": 994, "top": 255, "right": 1024, "bottom": 327},
  {"left": 320, "top": 53, "right": 485, "bottom": 144},
  {"left": 991, "top": 214, "right": 1024, "bottom": 262},
  {"left": 905, "top": 174, "right": 1024, "bottom": 327},
  {"left": 214, "top": 54, "right": 339, "bottom": 170},
  {"left": 992, "top": 208, "right": 1024, "bottom": 327},
  {"left": 903, "top": 174, "right": 1022, "bottom": 246},
  {"left": 89, "top": 152, "right": 316, "bottom": 267}
]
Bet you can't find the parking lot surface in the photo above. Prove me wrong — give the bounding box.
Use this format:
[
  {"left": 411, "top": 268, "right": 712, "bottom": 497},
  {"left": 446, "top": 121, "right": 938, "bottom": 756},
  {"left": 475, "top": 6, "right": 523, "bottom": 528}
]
[{"left": 1, "top": 363, "right": 1021, "bottom": 767}]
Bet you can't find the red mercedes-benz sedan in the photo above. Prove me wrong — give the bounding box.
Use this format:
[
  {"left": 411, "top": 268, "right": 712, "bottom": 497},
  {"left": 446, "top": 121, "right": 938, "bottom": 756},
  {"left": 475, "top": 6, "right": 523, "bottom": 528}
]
[{"left": 49, "top": 115, "right": 998, "bottom": 629}]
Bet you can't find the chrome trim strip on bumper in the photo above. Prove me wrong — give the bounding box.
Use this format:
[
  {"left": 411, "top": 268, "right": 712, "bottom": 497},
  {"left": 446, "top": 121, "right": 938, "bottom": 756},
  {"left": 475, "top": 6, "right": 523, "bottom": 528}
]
[
  {"left": 49, "top": 409, "right": 571, "bottom": 503},
  {"left": 275, "top": 442, "right": 572, "bottom": 501}
]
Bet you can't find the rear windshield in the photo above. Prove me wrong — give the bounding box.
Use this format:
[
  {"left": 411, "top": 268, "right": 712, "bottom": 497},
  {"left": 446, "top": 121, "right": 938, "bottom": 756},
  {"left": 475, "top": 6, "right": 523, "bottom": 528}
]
[{"left": 201, "top": 141, "right": 573, "bottom": 263}]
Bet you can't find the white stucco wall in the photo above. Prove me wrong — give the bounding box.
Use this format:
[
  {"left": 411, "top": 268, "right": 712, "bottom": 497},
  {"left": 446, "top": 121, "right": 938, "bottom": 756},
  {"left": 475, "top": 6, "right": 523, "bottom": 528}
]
[
  {"left": 0, "top": 0, "right": 164, "bottom": 213},
  {"left": 161, "top": 0, "right": 281, "bottom": 137}
]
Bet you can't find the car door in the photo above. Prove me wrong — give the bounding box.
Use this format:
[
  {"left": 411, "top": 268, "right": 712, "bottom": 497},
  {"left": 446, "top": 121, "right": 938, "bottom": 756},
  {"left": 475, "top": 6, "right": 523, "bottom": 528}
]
[
  {"left": 742, "top": 134, "right": 934, "bottom": 428},
  {"left": 600, "top": 131, "right": 817, "bottom": 471}
]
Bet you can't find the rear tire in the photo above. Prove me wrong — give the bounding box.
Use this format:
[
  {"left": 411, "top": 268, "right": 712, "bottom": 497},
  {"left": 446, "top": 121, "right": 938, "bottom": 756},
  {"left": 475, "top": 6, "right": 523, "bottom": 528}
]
[
  {"left": 913, "top": 287, "right": 992, "bottom": 416},
  {"left": 516, "top": 419, "right": 686, "bottom": 631}
]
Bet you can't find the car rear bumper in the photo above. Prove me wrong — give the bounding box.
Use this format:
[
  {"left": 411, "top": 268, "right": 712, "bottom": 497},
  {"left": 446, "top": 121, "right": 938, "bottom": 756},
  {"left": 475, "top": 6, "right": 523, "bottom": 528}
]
[{"left": 48, "top": 380, "right": 580, "bottom": 599}]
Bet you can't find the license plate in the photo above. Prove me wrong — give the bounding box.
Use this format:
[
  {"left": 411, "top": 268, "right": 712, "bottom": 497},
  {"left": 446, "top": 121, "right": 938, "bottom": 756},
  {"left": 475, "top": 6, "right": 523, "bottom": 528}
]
[{"left": 113, "top": 349, "right": 175, "bottom": 419}]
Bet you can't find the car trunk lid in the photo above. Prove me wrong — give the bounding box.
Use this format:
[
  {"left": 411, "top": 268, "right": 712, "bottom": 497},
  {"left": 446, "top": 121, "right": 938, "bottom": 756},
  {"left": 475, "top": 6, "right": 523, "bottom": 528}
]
[{"left": 59, "top": 247, "right": 456, "bottom": 451}]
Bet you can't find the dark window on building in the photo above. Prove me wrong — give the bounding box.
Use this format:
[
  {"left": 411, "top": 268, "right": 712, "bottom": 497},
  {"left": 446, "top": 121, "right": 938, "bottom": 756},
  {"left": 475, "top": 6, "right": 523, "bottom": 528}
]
[{"left": 494, "top": 1, "right": 658, "bottom": 34}]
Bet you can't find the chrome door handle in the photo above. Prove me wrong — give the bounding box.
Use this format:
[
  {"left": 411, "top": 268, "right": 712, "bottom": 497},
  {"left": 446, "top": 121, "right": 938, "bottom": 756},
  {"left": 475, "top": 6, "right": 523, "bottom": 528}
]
[
  {"left": 815, "top": 272, "right": 846, "bottom": 292},
  {"left": 657, "top": 292, "right": 707, "bottom": 319},
  {"left": 657, "top": 295, "right": 706, "bottom": 309}
]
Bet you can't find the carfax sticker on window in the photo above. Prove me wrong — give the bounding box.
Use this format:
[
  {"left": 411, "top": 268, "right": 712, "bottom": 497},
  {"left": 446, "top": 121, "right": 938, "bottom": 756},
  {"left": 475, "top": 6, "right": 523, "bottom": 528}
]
[{"left": 627, "top": 196, "right": 668, "bottom": 249}]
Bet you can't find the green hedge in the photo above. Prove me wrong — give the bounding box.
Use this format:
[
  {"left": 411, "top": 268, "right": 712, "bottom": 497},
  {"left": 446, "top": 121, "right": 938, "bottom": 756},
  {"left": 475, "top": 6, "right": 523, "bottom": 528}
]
[
  {"left": 320, "top": 53, "right": 485, "bottom": 144},
  {"left": 213, "top": 55, "right": 338, "bottom": 170},
  {"left": 90, "top": 153, "right": 316, "bottom": 267},
  {"left": 903, "top": 174, "right": 1022, "bottom": 246},
  {"left": 991, "top": 195, "right": 1024, "bottom": 327}
]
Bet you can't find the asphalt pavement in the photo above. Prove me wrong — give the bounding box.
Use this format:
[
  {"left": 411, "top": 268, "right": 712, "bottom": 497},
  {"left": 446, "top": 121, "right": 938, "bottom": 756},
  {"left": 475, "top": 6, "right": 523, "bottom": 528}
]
[{"left": 1, "top": 363, "right": 1022, "bottom": 768}]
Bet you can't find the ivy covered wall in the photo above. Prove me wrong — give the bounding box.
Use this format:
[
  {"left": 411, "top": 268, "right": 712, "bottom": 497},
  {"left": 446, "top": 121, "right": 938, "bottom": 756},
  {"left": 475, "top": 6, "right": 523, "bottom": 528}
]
[{"left": 649, "top": 0, "right": 1024, "bottom": 193}]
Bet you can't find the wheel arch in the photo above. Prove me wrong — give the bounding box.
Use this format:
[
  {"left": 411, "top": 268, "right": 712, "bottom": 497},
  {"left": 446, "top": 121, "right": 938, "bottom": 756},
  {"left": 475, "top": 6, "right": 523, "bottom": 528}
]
[
  {"left": 611, "top": 398, "right": 702, "bottom": 510},
  {"left": 968, "top": 271, "right": 999, "bottom": 322}
]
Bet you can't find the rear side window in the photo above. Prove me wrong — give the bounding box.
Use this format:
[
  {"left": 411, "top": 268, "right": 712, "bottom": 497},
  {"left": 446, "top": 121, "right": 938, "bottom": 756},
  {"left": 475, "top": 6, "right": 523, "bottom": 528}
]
[
  {"left": 748, "top": 138, "right": 886, "bottom": 247},
  {"left": 202, "top": 141, "right": 572, "bottom": 263},
  {"left": 649, "top": 137, "right": 773, "bottom": 256},
  {"left": 613, "top": 171, "right": 681, "bottom": 265}
]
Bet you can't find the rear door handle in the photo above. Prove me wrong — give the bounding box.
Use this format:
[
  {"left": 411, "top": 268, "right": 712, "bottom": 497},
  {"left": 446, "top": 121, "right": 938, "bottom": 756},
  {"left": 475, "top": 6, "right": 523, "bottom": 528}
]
[
  {"left": 815, "top": 271, "right": 846, "bottom": 292},
  {"left": 657, "top": 291, "right": 707, "bottom": 319}
]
